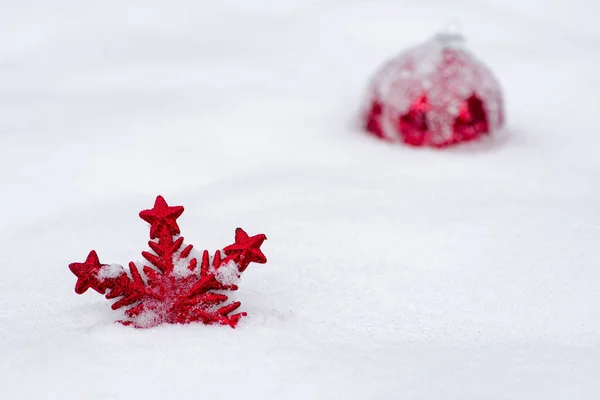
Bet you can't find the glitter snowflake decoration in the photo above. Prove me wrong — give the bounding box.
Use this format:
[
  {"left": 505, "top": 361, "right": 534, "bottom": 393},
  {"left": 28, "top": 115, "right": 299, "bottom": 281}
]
[{"left": 68, "top": 195, "right": 267, "bottom": 328}]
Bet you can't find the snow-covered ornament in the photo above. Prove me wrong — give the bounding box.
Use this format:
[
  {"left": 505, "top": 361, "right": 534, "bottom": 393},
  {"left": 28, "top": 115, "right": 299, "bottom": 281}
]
[
  {"left": 68, "top": 195, "right": 267, "bottom": 328},
  {"left": 362, "top": 27, "right": 504, "bottom": 147}
]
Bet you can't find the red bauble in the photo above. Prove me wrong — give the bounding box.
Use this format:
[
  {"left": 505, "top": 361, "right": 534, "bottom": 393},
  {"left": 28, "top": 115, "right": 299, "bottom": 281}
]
[
  {"left": 68, "top": 195, "right": 267, "bottom": 328},
  {"left": 363, "top": 30, "right": 504, "bottom": 148}
]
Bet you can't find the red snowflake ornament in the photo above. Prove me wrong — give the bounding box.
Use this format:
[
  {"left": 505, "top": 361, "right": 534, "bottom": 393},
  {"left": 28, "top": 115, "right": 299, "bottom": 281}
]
[
  {"left": 68, "top": 195, "right": 267, "bottom": 328},
  {"left": 362, "top": 29, "right": 504, "bottom": 148}
]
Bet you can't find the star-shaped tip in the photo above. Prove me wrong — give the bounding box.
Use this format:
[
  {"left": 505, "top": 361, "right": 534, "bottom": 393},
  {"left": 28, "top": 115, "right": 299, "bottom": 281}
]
[
  {"left": 69, "top": 250, "right": 104, "bottom": 295},
  {"left": 235, "top": 227, "right": 268, "bottom": 243},
  {"left": 139, "top": 195, "right": 185, "bottom": 238},
  {"left": 153, "top": 195, "right": 167, "bottom": 207},
  {"left": 87, "top": 250, "right": 99, "bottom": 263},
  {"left": 234, "top": 227, "right": 248, "bottom": 240},
  {"left": 224, "top": 228, "right": 267, "bottom": 270}
]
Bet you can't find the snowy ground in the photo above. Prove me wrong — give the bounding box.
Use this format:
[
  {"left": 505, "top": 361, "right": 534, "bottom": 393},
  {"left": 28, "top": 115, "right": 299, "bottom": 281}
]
[{"left": 1, "top": 0, "right": 600, "bottom": 398}]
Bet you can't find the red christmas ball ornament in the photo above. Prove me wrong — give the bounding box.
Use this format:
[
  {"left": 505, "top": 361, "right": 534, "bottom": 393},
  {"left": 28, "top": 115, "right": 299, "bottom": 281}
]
[{"left": 362, "top": 28, "right": 504, "bottom": 148}]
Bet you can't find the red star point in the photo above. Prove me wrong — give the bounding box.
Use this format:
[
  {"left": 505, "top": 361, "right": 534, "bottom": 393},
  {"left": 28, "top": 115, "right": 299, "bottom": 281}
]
[
  {"left": 223, "top": 228, "right": 267, "bottom": 271},
  {"left": 139, "top": 195, "right": 184, "bottom": 239},
  {"left": 69, "top": 250, "right": 104, "bottom": 294}
]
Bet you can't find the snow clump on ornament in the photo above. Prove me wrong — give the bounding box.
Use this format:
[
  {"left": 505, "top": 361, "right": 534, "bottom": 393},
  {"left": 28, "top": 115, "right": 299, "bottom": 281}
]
[{"left": 362, "top": 27, "right": 504, "bottom": 148}]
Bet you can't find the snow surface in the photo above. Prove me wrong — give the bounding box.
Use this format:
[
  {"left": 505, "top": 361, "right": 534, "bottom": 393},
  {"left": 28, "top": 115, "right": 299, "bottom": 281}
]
[{"left": 1, "top": 0, "right": 600, "bottom": 398}]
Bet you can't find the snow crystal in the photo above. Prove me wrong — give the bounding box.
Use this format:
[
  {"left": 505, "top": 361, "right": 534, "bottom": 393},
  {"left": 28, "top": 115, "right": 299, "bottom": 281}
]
[
  {"left": 97, "top": 264, "right": 125, "bottom": 280},
  {"left": 213, "top": 260, "right": 240, "bottom": 286},
  {"left": 172, "top": 254, "right": 196, "bottom": 278},
  {"left": 132, "top": 309, "right": 163, "bottom": 329}
]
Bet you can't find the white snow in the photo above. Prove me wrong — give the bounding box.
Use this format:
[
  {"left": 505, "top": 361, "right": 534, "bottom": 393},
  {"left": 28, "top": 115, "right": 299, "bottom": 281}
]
[
  {"left": 131, "top": 308, "right": 163, "bottom": 329},
  {"left": 97, "top": 263, "right": 125, "bottom": 280},
  {"left": 1, "top": 0, "right": 600, "bottom": 399},
  {"left": 171, "top": 248, "right": 197, "bottom": 279},
  {"left": 213, "top": 259, "right": 242, "bottom": 286}
]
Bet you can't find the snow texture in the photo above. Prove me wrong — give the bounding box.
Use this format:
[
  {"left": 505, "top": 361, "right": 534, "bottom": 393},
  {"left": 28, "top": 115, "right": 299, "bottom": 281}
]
[
  {"left": 97, "top": 263, "right": 125, "bottom": 280},
  {"left": 172, "top": 244, "right": 197, "bottom": 279},
  {"left": 213, "top": 258, "right": 242, "bottom": 287},
  {"left": 1, "top": 0, "right": 600, "bottom": 399}
]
